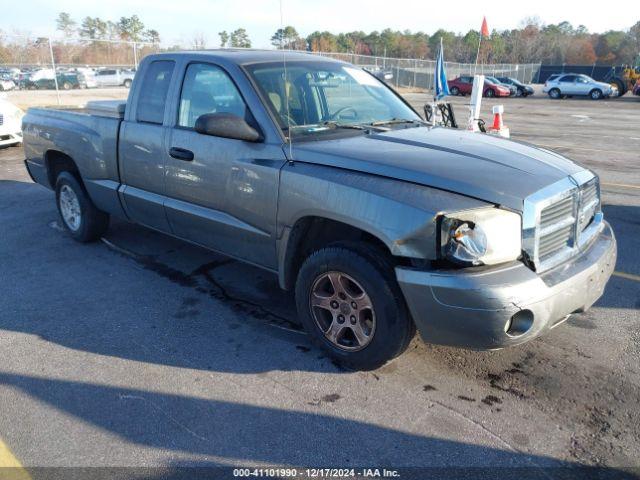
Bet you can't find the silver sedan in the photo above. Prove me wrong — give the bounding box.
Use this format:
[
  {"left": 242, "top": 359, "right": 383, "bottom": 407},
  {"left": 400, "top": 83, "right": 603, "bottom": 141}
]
[{"left": 543, "top": 73, "right": 616, "bottom": 99}]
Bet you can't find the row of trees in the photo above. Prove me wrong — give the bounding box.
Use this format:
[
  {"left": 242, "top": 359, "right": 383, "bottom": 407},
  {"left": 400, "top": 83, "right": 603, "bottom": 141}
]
[
  {"left": 56, "top": 12, "right": 160, "bottom": 44},
  {"left": 270, "top": 19, "right": 640, "bottom": 65},
  {"left": 2, "top": 14, "right": 638, "bottom": 67}
]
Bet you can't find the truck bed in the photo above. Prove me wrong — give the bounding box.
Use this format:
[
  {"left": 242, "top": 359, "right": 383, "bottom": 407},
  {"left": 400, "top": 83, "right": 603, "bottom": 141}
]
[{"left": 22, "top": 100, "right": 126, "bottom": 217}]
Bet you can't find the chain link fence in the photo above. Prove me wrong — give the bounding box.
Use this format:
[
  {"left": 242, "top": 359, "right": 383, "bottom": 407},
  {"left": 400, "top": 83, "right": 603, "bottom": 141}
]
[
  {"left": 314, "top": 52, "right": 541, "bottom": 91},
  {"left": 0, "top": 34, "right": 160, "bottom": 104},
  {"left": 0, "top": 35, "right": 541, "bottom": 104}
]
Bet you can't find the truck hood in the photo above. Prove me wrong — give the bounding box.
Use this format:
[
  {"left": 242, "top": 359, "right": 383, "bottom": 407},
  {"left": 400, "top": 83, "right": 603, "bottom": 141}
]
[{"left": 292, "top": 126, "right": 584, "bottom": 211}]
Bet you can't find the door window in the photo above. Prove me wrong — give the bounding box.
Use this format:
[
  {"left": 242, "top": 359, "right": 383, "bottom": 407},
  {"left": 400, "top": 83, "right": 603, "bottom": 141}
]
[
  {"left": 136, "top": 60, "right": 175, "bottom": 124},
  {"left": 178, "top": 63, "right": 247, "bottom": 128}
]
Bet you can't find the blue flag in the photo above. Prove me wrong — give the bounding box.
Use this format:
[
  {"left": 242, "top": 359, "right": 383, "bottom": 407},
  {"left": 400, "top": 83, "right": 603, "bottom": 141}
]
[{"left": 434, "top": 38, "right": 450, "bottom": 100}]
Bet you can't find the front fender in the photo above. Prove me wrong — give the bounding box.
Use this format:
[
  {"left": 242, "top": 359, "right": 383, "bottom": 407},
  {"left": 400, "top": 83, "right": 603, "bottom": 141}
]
[{"left": 276, "top": 162, "right": 490, "bottom": 274}]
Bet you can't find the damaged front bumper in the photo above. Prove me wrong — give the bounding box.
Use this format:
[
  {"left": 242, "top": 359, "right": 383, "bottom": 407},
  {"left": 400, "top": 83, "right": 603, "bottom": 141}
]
[{"left": 395, "top": 221, "right": 617, "bottom": 349}]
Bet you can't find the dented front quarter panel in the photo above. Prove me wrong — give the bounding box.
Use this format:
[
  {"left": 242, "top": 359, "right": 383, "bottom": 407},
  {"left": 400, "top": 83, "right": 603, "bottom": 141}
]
[{"left": 276, "top": 161, "right": 490, "bottom": 263}]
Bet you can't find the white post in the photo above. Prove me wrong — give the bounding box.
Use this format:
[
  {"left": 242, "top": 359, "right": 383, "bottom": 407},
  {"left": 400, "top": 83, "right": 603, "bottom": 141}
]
[
  {"left": 133, "top": 42, "right": 138, "bottom": 69},
  {"left": 468, "top": 74, "right": 485, "bottom": 131},
  {"left": 48, "top": 38, "right": 61, "bottom": 106}
]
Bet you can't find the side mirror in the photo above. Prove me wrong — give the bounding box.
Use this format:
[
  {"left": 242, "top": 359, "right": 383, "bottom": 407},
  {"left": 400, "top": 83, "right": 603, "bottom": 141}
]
[{"left": 195, "top": 113, "right": 262, "bottom": 142}]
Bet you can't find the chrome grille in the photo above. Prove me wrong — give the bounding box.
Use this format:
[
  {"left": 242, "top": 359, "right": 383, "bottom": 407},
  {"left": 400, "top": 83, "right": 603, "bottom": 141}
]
[
  {"left": 538, "top": 194, "right": 575, "bottom": 261},
  {"left": 523, "top": 171, "right": 603, "bottom": 272},
  {"left": 578, "top": 180, "right": 598, "bottom": 233}
]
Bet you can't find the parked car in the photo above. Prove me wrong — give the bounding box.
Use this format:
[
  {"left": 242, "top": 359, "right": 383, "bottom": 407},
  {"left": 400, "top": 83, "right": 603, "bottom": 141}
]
[
  {"left": 95, "top": 68, "right": 135, "bottom": 88},
  {"left": 543, "top": 73, "right": 615, "bottom": 100},
  {"left": 485, "top": 76, "right": 517, "bottom": 96},
  {"left": 0, "top": 94, "right": 24, "bottom": 147},
  {"left": 362, "top": 65, "right": 394, "bottom": 82},
  {"left": 448, "top": 75, "right": 511, "bottom": 97},
  {"left": 0, "top": 68, "right": 21, "bottom": 83},
  {"left": 23, "top": 51, "right": 616, "bottom": 370},
  {"left": 70, "top": 68, "right": 98, "bottom": 88},
  {"left": 496, "top": 77, "right": 534, "bottom": 97},
  {"left": 22, "top": 72, "right": 89, "bottom": 90},
  {"left": 0, "top": 78, "right": 16, "bottom": 91}
]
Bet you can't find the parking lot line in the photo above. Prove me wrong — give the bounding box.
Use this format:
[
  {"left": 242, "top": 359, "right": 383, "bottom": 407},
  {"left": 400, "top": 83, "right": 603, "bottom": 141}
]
[
  {"left": 0, "top": 438, "right": 30, "bottom": 479},
  {"left": 613, "top": 271, "right": 640, "bottom": 283},
  {"left": 601, "top": 182, "right": 640, "bottom": 191}
]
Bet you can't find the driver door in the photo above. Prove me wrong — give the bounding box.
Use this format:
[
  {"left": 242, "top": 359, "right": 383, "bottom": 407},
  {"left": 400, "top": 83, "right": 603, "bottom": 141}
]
[{"left": 164, "top": 62, "right": 285, "bottom": 269}]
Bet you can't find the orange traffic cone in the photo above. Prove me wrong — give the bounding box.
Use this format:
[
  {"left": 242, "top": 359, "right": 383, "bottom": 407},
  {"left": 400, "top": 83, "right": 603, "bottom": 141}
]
[{"left": 488, "top": 105, "right": 510, "bottom": 138}]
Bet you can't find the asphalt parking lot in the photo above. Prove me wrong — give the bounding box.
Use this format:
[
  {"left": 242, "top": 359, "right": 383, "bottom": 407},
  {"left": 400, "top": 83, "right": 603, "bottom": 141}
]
[{"left": 0, "top": 90, "right": 639, "bottom": 478}]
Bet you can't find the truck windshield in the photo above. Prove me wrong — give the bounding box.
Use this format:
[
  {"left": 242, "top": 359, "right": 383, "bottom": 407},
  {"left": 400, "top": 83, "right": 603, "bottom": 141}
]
[{"left": 245, "top": 61, "right": 421, "bottom": 137}]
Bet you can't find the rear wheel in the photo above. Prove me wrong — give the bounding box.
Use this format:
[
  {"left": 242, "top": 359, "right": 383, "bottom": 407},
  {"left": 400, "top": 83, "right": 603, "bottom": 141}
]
[
  {"left": 450, "top": 86, "right": 460, "bottom": 96},
  {"left": 55, "top": 172, "right": 109, "bottom": 242},
  {"left": 62, "top": 81, "right": 72, "bottom": 90},
  {"left": 515, "top": 88, "right": 523, "bottom": 97},
  {"left": 123, "top": 79, "right": 132, "bottom": 88},
  {"left": 548, "top": 88, "right": 561, "bottom": 99},
  {"left": 295, "top": 244, "right": 415, "bottom": 370}
]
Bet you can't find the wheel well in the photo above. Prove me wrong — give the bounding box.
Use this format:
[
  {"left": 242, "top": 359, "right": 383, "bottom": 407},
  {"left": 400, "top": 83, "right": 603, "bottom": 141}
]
[
  {"left": 281, "top": 216, "right": 394, "bottom": 290},
  {"left": 45, "top": 150, "right": 80, "bottom": 189}
]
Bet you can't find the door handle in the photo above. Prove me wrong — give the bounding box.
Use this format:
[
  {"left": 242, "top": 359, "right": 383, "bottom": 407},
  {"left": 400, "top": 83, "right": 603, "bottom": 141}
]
[{"left": 169, "top": 147, "right": 194, "bottom": 161}]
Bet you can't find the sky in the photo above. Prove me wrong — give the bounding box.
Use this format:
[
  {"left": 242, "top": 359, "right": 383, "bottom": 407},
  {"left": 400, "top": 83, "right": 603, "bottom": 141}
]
[{"left": 1, "top": 0, "right": 635, "bottom": 49}]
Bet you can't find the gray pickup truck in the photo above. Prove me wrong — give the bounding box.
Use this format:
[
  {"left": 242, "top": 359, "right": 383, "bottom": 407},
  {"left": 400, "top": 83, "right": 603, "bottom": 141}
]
[{"left": 23, "top": 50, "right": 617, "bottom": 370}]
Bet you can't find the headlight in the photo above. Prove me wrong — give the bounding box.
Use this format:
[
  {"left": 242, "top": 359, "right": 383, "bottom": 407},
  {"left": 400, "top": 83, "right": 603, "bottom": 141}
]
[{"left": 440, "top": 208, "right": 522, "bottom": 266}]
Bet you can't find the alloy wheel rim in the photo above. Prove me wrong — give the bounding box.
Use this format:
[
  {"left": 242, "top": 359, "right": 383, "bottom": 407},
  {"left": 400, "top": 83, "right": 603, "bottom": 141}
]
[
  {"left": 59, "top": 185, "right": 82, "bottom": 231},
  {"left": 309, "top": 271, "right": 376, "bottom": 352}
]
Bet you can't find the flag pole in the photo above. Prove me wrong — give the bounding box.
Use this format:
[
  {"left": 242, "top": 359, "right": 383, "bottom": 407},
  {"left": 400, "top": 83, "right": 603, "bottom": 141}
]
[
  {"left": 432, "top": 36, "right": 442, "bottom": 126},
  {"left": 474, "top": 34, "right": 482, "bottom": 75},
  {"left": 434, "top": 37, "right": 443, "bottom": 103}
]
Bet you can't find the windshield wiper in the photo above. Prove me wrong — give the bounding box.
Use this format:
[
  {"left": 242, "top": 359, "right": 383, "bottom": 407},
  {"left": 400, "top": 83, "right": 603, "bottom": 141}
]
[
  {"left": 369, "top": 118, "right": 427, "bottom": 127},
  {"left": 322, "top": 121, "right": 368, "bottom": 130},
  {"left": 284, "top": 121, "right": 388, "bottom": 134}
]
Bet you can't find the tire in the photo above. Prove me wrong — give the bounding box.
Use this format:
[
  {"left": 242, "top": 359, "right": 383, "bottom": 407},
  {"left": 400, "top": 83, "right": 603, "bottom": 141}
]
[
  {"left": 450, "top": 86, "right": 460, "bottom": 96},
  {"left": 295, "top": 243, "right": 415, "bottom": 371},
  {"left": 590, "top": 89, "right": 603, "bottom": 100},
  {"left": 484, "top": 88, "right": 495, "bottom": 98},
  {"left": 611, "top": 78, "right": 627, "bottom": 96},
  {"left": 123, "top": 79, "right": 132, "bottom": 88},
  {"left": 548, "top": 88, "right": 561, "bottom": 99},
  {"left": 62, "top": 82, "right": 72, "bottom": 90},
  {"left": 515, "top": 88, "right": 523, "bottom": 97},
  {"left": 55, "top": 172, "right": 109, "bottom": 242}
]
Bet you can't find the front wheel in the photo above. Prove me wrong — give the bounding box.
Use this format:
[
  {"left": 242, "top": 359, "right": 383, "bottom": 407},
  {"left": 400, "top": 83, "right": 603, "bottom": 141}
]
[
  {"left": 295, "top": 244, "right": 415, "bottom": 370},
  {"left": 55, "top": 172, "right": 109, "bottom": 242},
  {"left": 123, "top": 79, "right": 132, "bottom": 88},
  {"left": 548, "top": 88, "right": 561, "bottom": 99},
  {"left": 450, "top": 86, "right": 460, "bottom": 96},
  {"left": 484, "top": 88, "right": 495, "bottom": 98},
  {"left": 590, "top": 89, "right": 603, "bottom": 100}
]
